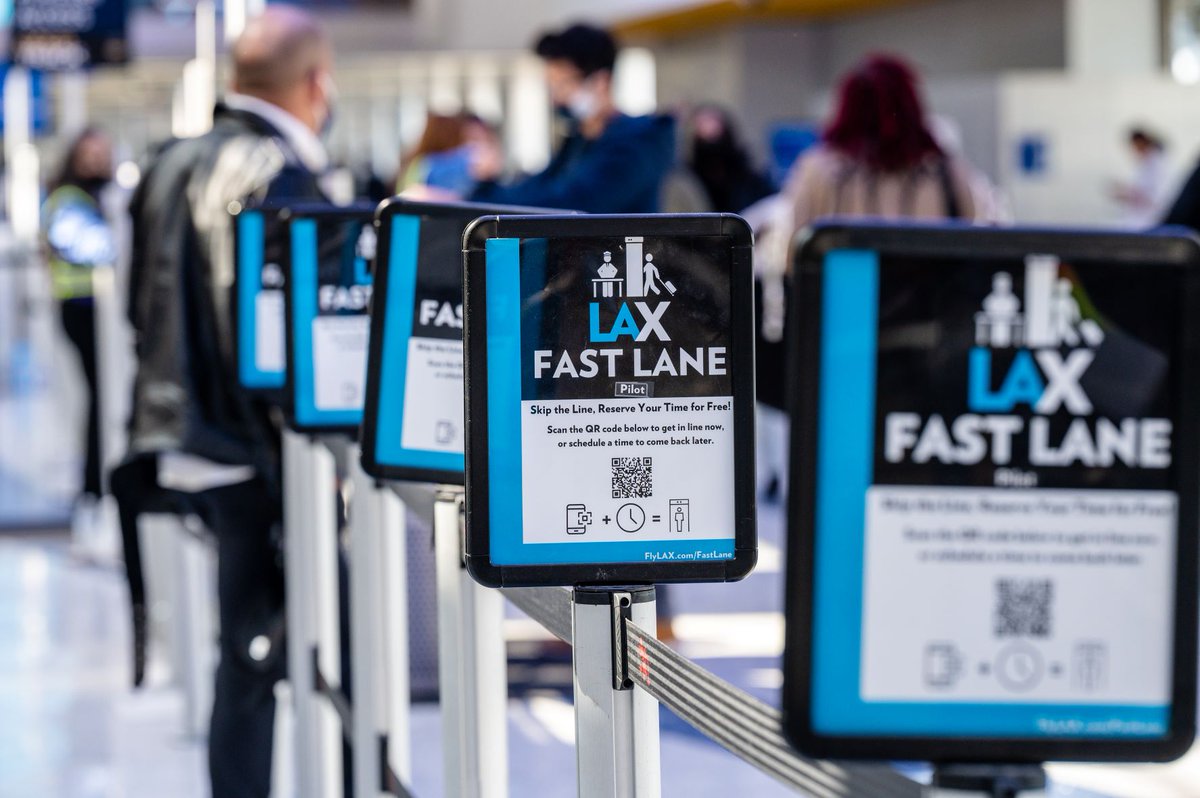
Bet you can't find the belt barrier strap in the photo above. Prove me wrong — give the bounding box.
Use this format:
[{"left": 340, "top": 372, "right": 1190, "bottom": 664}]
[
  {"left": 622, "top": 620, "right": 922, "bottom": 798},
  {"left": 312, "top": 649, "right": 418, "bottom": 798},
  {"left": 500, "top": 586, "right": 919, "bottom": 796}
]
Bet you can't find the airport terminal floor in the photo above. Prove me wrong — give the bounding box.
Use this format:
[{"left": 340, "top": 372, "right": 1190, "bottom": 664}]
[{"left": 3, "top": 504, "right": 1199, "bottom": 798}]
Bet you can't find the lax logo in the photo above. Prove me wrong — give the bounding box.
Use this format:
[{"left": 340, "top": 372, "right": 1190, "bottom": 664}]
[
  {"left": 968, "top": 255, "right": 1105, "bottom": 416},
  {"left": 589, "top": 236, "right": 679, "bottom": 343}
]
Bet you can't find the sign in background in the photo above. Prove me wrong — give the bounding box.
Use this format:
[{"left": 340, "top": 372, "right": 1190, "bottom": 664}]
[
  {"left": 11, "top": 0, "right": 128, "bottom": 70},
  {"left": 0, "top": 63, "right": 48, "bottom": 133},
  {"left": 464, "top": 214, "right": 757, "bottom": 588},
  {"left": 285, "top": 204, "right": 376, "bottom": 432},
  {"left": 784, "top": 224, "right": 1200, "bottom": 764},
  {"left": 361, "top": 200, "right": 560, "bottom": 486},
  {"left": 362, "top": 203, "right": 479, "bottom": 484},
  {"left": 234, "top": 204, "right": 287, "bottom": 393}
]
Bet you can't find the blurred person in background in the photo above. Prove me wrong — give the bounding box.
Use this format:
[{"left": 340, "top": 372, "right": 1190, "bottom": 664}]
[
  {"left": 122, "top": 8, "right": 336, "bottom": 797},
  {"left": 42, "top": 127, "right": 117, "bottom": 534},
  {"left": 687, "top": 105, "right": 775, "bottom": 214},
  {"left": 397, "top": 112, "right": 499, "bottom": 196},
  {"left": 779, "top": 54, "right": 981, "bottom": 232},
  {"left": 469, "top": 22, "right": 674, "bottom": 213},
  {"left": 1110, "top": 127, "right": 1166, "bottom": 228},
  {"left": 753, "top": 54, "right": 989, "bottom": 500}
]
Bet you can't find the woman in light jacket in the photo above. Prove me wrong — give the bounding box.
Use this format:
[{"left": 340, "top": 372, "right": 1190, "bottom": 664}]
[{"left": 781, "top": 54, "right": 982, "bottom": 230}]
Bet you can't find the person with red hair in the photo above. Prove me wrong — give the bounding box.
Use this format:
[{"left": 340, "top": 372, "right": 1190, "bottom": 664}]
[{"left": 780, "top": 54, "right": 982, "bottom": 233}]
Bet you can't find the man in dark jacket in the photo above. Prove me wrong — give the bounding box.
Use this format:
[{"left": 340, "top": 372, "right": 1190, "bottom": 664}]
[
  {"left": 469, "top": 23, "right": 675, "bottom": 213},
  {"left": 126, "top": 8, "right": 334, "bottom": 797}
]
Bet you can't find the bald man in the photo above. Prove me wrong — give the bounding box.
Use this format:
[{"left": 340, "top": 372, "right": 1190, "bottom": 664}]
[{"left": 123, "top": 8, "right": 337, "bottom": 797}]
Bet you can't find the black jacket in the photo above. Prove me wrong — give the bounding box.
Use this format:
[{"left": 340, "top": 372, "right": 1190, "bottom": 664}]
[
  {"left": 126, "top": 106, "right": 327, "bottom": 485},
  {"left": 1164, "top": 160, "right": 1200, "bottom": 232}
]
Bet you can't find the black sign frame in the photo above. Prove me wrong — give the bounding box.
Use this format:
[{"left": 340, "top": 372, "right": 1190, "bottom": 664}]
[
  {"left": 463, "top": 213, "right": 758, "bottom": 588},
  {"left": 783, "top": 222, "right": 1200, "bottom": 764},
  {"left": 231, "top": 200, "right": 290, "bottom": 399},
  {"left": 281, "top": 201, "right": 378, "bottom": 436},
  {"left": 360, "top": 198, "right": 562, "bottom": 486}
]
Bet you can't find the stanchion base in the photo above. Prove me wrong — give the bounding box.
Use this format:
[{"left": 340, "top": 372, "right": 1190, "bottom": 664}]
[{"left": 930, "top": 763, "right": 1046, "bottom": 798}]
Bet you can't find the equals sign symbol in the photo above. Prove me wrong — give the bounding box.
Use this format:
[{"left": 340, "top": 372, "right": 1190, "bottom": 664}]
[{"left": 651, "top": 515, "right": 662, "bottom": 523}]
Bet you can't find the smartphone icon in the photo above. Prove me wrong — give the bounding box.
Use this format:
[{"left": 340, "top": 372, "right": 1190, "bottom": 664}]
[{"left": 566, "top": 504, "right": 591, "bottom": 535}]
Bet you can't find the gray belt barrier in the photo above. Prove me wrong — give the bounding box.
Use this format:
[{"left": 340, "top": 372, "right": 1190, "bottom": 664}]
[{"left": 504, "top": 586, "right": 922, "bottom": 798}]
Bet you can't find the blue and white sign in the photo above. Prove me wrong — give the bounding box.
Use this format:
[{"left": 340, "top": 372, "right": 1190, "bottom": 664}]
[
  {"left": 235, "top": 206, "right": 286, "bottom": 392},
  {"left": 362, "top": 205, "right": 472, "bottom": 482},
  {"left": 463, "top": 214, "right": 758, "bottom": 588},
  {"left": 361, "top": 200, "right": 567, "bottom": 486},
  {"left": 285, "top": 205, "right": 376, "bottom": 432},
  {"left": 784, "top": 223, "right": 1200, "bottom": 763}
]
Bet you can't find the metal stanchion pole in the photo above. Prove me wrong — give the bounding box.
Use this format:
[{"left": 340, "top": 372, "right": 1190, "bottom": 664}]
[
  {"left": 282, "top": 430, "right": 319, "bottom": 798},
  {"left": 174, "top": 516, "right": 217, "bottom": 738},
  {"left": 349, "top": 446, "right": 382, "bottom": 798},
  {"left": 572, "top": 586, "right": 661, "bottom": 798},
  {"left": 90, "top": 265, "right": 130, "bottom": 561},
  {"left": 310, "top": 436, "right": 344, "bottom": 798},
  {"left": 378, "top": 484, "right": 412, "bottom": 785},
  {"left": 349, "top": 446, "right": 412, "bottom": 797},
  {"left": 434, "top": 487, "right": 508, "bottom": 798}
]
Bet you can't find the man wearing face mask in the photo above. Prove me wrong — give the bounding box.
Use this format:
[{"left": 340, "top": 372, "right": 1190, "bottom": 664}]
[
  {"left": 122, "top": 8, "right": 336, "bottom": 797},
  {"left": 470, "top": 22, "right": 675, "bottom": 213}
]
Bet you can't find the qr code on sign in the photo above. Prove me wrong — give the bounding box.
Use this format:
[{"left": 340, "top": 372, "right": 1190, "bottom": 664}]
[
  {"left": 612, "top": 457, "right": 653, "bottom": 498},
  {"left": 994, "top": 579, "right": 1053, "bottom": 638}
]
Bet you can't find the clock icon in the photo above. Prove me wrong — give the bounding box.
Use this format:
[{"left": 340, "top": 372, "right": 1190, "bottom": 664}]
[{"left": 616, "top": 503, "right": 646, "bottom": 533}]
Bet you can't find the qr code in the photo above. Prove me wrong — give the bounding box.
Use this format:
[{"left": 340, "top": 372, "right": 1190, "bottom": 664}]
[
  {"left": 612, "top": 457, "right": 653, "bottom": 498},
  {"left": 994, "top": 579, "right": 1053, "bottom": 638}
]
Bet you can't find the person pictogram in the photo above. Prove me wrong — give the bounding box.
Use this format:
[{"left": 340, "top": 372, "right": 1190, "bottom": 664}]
[
  {"left": 593, "top": 250, "right": 621, "bottom": 297},
  {"left": 643, "top": 253, "right": 663, "bottom": 295},
  {"left": 978, "top": 272, "right": 1022, "bottom": 347},
  {"left": 1049, "top": 277, "right": 1082, "bottom": 347}
]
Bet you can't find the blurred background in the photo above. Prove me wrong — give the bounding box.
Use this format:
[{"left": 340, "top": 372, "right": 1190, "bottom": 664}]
[{"left": 3, "top": 1, "right": 1200, "bottom": 796}]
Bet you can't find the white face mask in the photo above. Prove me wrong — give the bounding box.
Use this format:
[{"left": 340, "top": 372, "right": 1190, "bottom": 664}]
[
  {"left": 567, "top": 80, "right": 601, "bottom": 122},
  {"left": 318, "top": 72, "right": 339, "bottom": 137}
]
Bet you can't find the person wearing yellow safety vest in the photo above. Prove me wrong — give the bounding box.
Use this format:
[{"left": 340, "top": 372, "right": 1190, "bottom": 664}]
[{"left": 42, "top": 128, "right": 117, "bottom": 512}]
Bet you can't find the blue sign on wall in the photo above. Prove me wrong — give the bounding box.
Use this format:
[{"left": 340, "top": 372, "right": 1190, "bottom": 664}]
[{"left": 0, "top": 64, "right": 50, "bottom": 134}]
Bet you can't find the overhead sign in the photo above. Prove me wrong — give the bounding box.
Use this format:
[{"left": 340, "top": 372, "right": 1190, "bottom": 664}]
[
  {"left": 783, "top": 223, "right": 1200, "bottom": 763},
  {"left": 360, "top": 199, "right": 560, "bottom": 486},
  {"left": 463, "top": 214, "right": 757, "bottom": 588},
  {"left": 11, "top": 0, "right": 128, "bottom": 70},
  {"left": 284, "top": 203, "right": 376, "bottom": 433},
  {"left": 233, "top": 202, "right": 287, "bottom": 394}
]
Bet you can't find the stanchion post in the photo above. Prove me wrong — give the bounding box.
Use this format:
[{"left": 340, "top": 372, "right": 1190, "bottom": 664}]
[
  {"left": 283, "top": 430, "right": 317, "bottom": 798},
  {"left": 434, "top": 487, "right": 508, "bottom": 798},
  {"left": 349, "top": 446, "right": 412, "bottom": 797},
  {"left": 572, "top": 586, "right": 661, "bottom": 798},
  {"left": 378, "top": 485, "right": 412, "bottom": 785},
  {"left": 310, "top": 436, "right": 344, "bottom": 798},
  {"left": 174, "top": 516, "right": 217, "bottom": 738}
]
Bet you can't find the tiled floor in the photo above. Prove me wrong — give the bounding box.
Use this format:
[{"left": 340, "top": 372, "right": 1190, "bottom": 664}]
[{"left": 0, "top": 510, "right": 1195, "bottom": 797}]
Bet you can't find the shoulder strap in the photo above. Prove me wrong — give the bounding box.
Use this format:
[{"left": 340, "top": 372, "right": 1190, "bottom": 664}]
[{"left": 937, "top": 157, "right": 962, "bottom": 220}]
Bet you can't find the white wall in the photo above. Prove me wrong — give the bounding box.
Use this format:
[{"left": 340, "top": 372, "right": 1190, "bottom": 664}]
[
  {"left": 1066, "top": 0, "right": 1159, "bottom": 76},
  {"left": 815, "top": 0, "right": 1066, "bottom": 80},
  {"left": 653, "top": 25, "right": 823, "bottom": 161},
  {"left": 998, "top": 74, "right": 1200, "bottom": 225}
]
